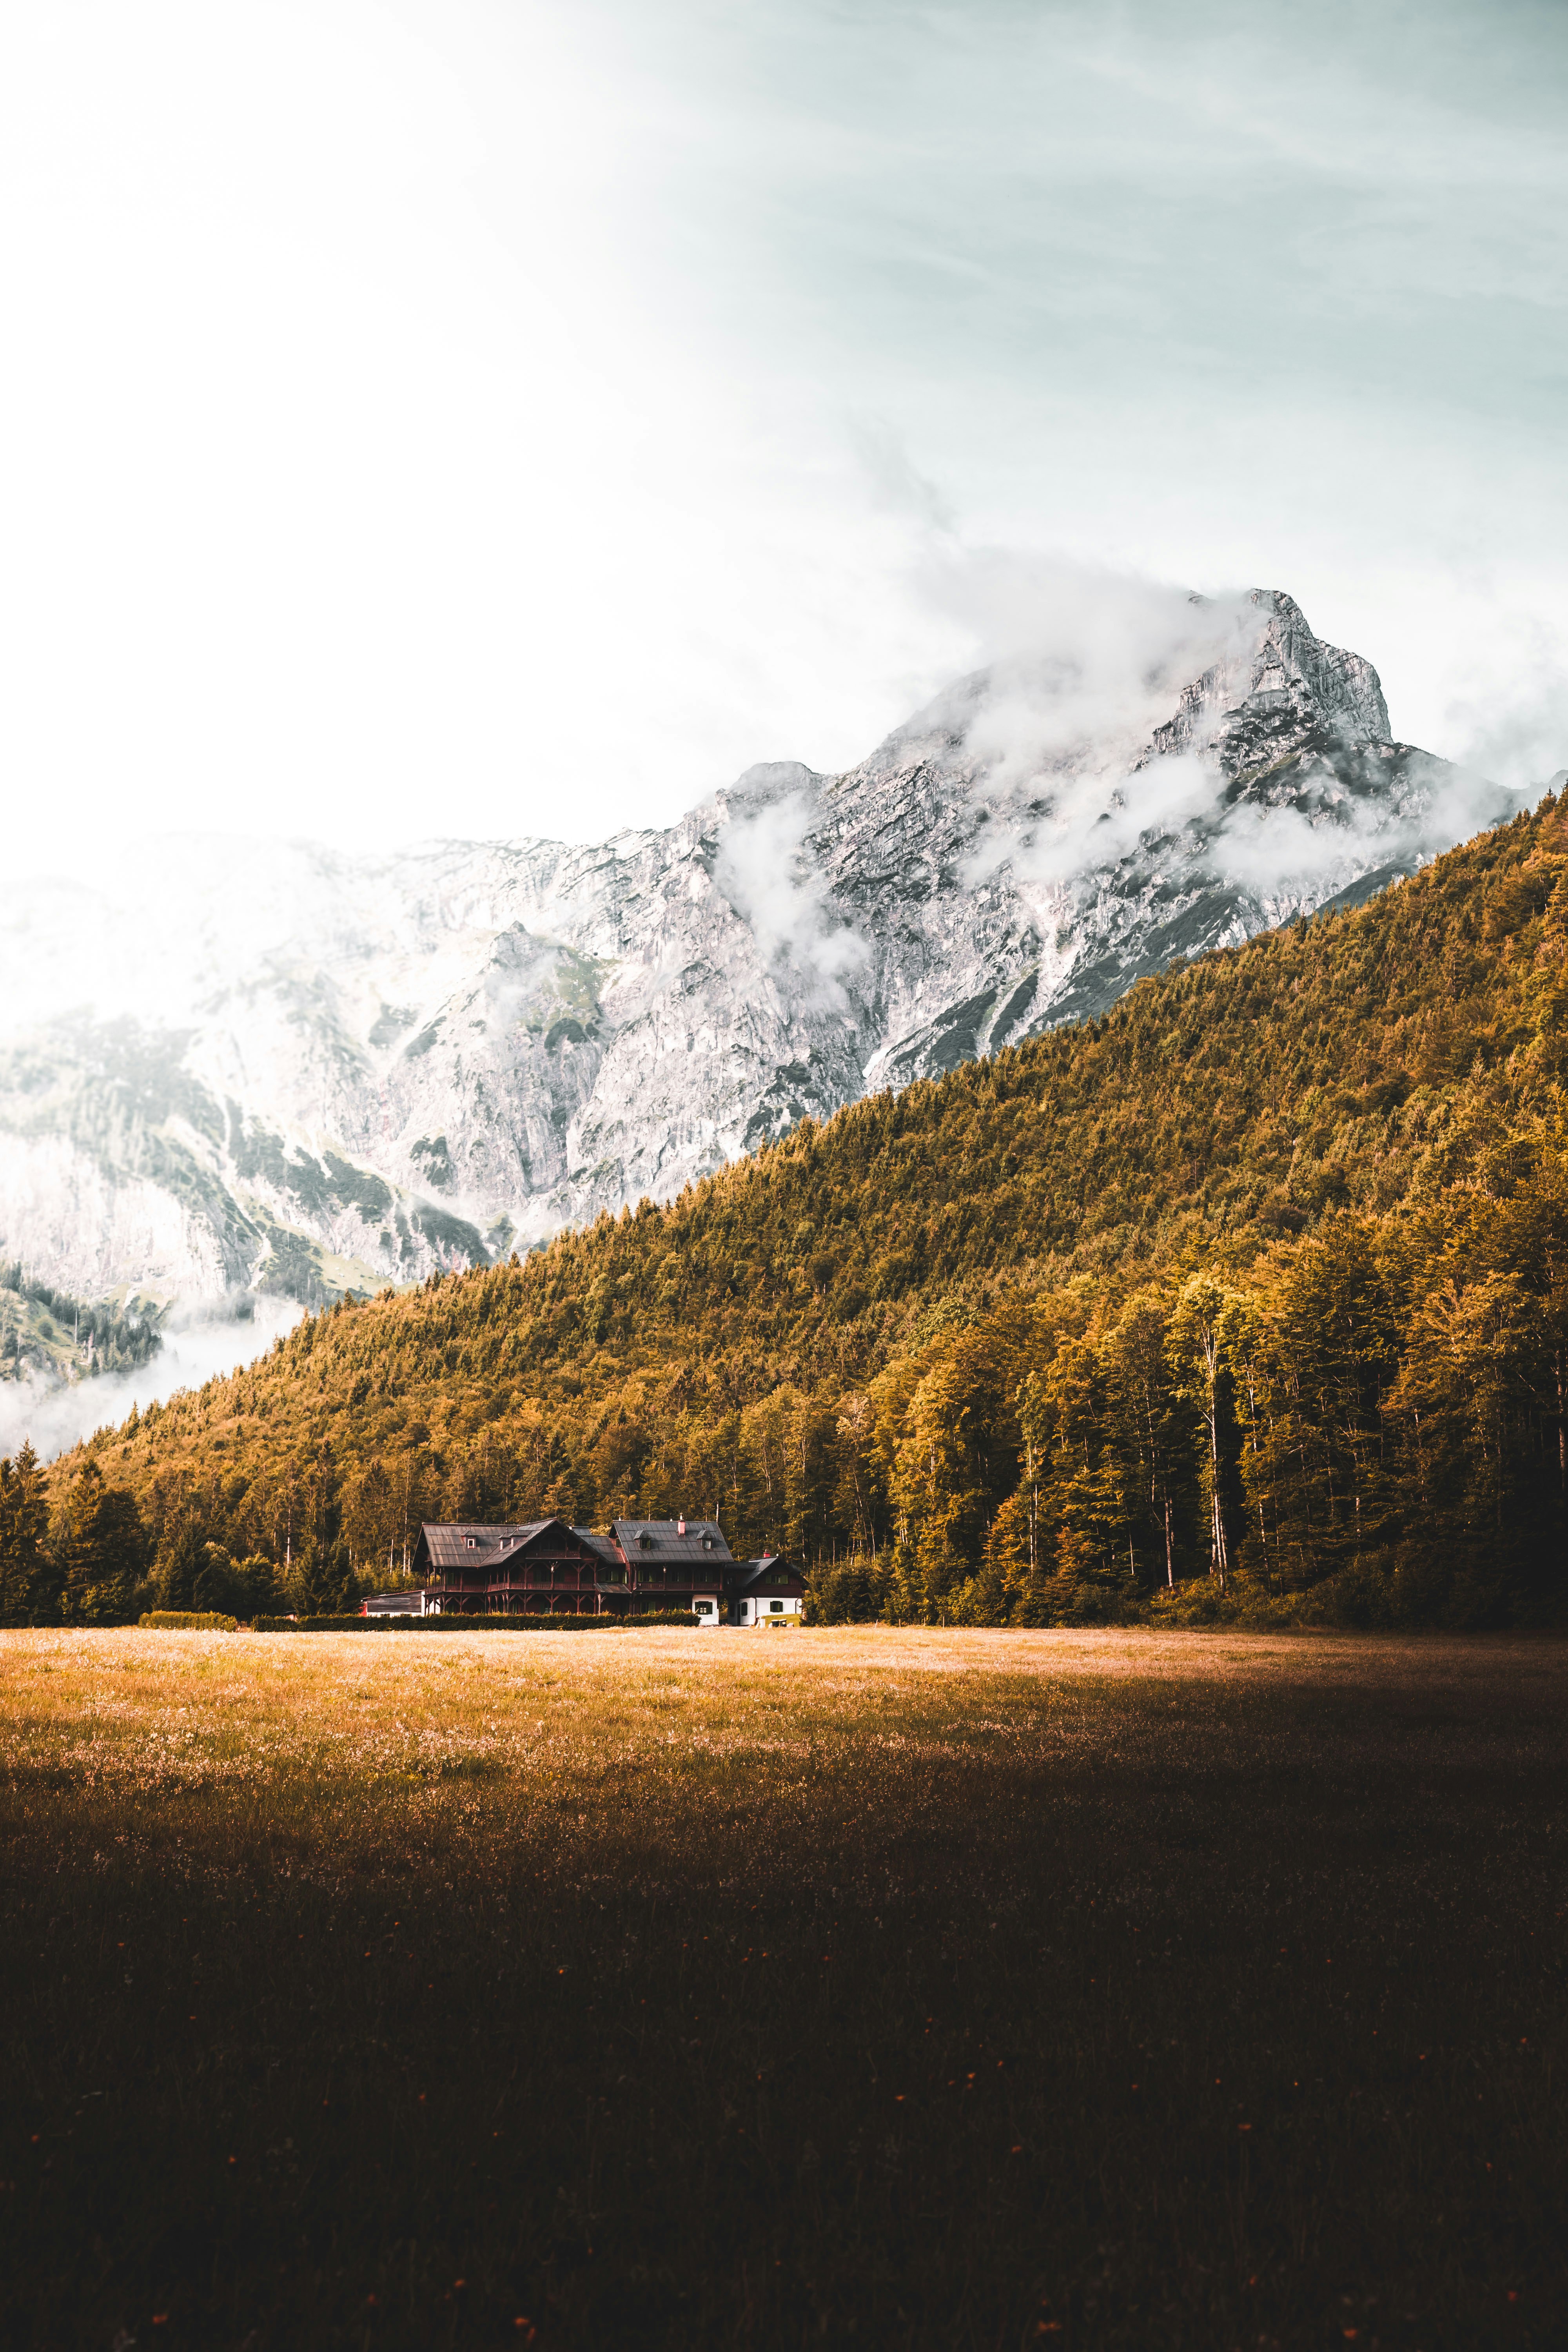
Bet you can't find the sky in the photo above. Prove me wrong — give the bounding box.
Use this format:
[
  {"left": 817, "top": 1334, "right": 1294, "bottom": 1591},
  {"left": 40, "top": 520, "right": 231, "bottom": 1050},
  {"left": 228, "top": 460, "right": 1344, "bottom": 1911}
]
[{"left": 4, "top": 0, "right": 1567, "bottom": 872}]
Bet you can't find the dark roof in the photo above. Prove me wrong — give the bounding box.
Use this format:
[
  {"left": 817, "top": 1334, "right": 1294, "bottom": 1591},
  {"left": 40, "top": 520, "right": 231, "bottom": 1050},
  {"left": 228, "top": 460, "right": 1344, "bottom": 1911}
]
[
  {"left": 418, "top": 1520, "right": 582, "bottom": 1570},
  {"left": 609, "top": 1517, "right": 734, "bottom": 1564},
  {"left": 729, "top": 1554, "right": 805, "bottom": 1593},
  {"left": 572, "top": 1527, "right": 624, "bottom": 1568}
]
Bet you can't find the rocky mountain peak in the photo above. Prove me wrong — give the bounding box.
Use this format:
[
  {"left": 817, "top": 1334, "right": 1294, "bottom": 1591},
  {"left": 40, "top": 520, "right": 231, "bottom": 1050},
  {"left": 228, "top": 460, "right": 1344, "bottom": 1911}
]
[{"left": 1148, "top": 588, "right": 1390, "bottom": 777}]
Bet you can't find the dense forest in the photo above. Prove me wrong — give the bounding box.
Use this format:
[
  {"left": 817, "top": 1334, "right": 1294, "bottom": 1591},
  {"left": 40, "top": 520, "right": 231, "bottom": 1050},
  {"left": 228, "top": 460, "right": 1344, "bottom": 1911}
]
[{"left": 7, "top": 793, "right": 1568, "bottom": 1629}]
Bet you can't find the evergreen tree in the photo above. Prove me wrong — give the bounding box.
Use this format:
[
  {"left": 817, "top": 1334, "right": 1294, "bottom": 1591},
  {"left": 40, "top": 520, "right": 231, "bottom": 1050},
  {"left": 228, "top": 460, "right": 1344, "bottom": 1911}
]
[
  {"left": 1168, "top": 1278, "right": 1242, "bottom": 1587},
  {"left": 1102, "top": 1292, "right": 1186, "bottom": 1588},
  {"left": 0, "top": 1442, "right": 51, "bottom": 1624},
  {"left": 295, "top": 1442, "right": 358, "bottom": 1613},
  {"left": 56, "top": 1461, "right": 147, "bottom": 1622},
  {"left": 155, "top": 1514, "right": 208, "bottom": 1611}
]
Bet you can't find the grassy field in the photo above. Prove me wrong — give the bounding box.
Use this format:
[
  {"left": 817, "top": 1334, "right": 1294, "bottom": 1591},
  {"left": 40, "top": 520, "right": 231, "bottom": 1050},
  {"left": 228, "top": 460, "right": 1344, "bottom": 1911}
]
[{"left": 2, "top": 1627, "right": 1563, "bottom": 2350}]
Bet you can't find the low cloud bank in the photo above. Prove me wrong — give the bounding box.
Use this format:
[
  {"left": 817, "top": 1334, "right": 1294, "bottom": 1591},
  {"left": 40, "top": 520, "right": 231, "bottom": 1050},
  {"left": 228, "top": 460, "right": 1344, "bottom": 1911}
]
[
  {"left": 1207, "top": 753, "right": 1525, "bottom": 907},
  {"left": 0, "top": 1293, "right": 303, "bottom": 1465}
]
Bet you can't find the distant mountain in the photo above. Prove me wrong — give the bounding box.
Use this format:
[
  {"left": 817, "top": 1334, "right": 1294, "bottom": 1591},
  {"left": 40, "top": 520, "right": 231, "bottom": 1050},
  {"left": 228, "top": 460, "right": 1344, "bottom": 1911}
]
[{"left": 0, "top": 589, "right": 1516, "bottom": 1307}]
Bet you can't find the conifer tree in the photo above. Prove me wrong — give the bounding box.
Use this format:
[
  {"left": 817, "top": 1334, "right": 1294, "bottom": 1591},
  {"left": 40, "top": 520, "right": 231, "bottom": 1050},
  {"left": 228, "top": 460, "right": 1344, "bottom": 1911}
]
[
  {"left": 1168, "top": 1278, "right": 1240, "bottom": 1587},
  {"left": 0, "top": 1442, "right": 51, "bottom": 1624},
  {"left": 155, "top": 1514, "right": 207, "bottom": 1612},
  {"left": 56, "top": 1460, "right": 147, "bottom": 1622}
]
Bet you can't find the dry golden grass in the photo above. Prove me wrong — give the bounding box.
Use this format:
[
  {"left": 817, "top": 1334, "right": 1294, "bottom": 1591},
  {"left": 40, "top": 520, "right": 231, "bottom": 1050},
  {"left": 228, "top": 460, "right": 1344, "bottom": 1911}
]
[
  {"left": 12, "top": 1620, "right": 1546, "bottom": 1784},
  {"left": 4, "top": 1627, "right": 1565, "bottom": 2348}
]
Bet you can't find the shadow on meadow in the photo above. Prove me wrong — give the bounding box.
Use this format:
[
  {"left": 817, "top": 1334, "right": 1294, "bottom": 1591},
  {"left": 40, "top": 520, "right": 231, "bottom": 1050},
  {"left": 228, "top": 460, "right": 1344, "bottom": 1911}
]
[{"left": 2, "top": 1628, "right": 1564, "bottom": 2350}]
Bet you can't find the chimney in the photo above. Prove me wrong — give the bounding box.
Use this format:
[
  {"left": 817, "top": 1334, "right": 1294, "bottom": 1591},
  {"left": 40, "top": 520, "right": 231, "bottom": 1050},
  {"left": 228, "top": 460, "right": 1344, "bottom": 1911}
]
[{"left": 677, "top": 1516, "right": 686, "bottom": 1536}]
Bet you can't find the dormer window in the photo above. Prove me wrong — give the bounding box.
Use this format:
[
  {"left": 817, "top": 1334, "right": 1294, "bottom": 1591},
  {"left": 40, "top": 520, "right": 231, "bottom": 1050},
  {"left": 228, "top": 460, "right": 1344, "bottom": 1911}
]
[
  {"left": 702, "top": 1534, "right": 714, "bottom": 1550},
  {"left": 638, "top": 1532, "right": 653, "bottom": 1550}
]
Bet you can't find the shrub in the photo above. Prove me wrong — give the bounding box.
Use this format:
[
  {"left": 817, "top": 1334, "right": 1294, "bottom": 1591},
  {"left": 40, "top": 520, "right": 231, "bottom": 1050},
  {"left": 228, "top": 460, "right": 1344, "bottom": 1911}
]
[
  {"left": 138, "top": 1610, "right": 238, "bottom": 1632},
  {"left": 249, "top": 1611, "right": 701, "bottom": 1632}
]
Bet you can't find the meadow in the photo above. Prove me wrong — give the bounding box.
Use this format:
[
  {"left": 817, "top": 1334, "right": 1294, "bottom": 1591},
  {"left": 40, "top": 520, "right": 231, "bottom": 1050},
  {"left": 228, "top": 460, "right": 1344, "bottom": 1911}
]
[{"left": 2, "top": 1626, "right": 1563, "bottom": 2349}]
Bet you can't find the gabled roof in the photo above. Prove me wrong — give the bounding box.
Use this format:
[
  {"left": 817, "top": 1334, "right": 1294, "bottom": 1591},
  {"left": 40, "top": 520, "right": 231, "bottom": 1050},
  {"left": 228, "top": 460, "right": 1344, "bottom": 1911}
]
[
  {"left": 729, "top": 1553, "right": 805, "bottom": 1593},
  {"left": 417, "top": 1519, "right": 584, "bottom": 1570},
  {"left": 572, "top": 1526, "right": 624, "bottom": 1568},
  {"left": 610, "top": 1517, "right": 733, "bottom": 1564}
]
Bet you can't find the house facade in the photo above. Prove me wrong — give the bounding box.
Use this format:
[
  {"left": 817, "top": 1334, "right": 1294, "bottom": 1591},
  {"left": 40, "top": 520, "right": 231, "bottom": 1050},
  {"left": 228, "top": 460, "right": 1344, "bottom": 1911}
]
[
  {"left": 401, "top": 1517, "right": 805, "bottom": 1624},
  {"left": 410, "top": 1519, "right": 638, "bottom": 1615},
  {"left": 727, "top": 1553, "right": 806, "bottom": 1626}
]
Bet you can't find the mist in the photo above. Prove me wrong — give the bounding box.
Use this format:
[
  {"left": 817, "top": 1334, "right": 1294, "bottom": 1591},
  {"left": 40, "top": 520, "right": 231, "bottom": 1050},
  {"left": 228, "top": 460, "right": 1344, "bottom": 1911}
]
[
  {"left": 0, "top": 1295, "right": 302, "bottom": 1466},
  {"left": 714, "top": 770, "right": 869, "bottom": 1005},
  {"left": 1448, "top": 648, "right": 1568, "bottom": 794}
]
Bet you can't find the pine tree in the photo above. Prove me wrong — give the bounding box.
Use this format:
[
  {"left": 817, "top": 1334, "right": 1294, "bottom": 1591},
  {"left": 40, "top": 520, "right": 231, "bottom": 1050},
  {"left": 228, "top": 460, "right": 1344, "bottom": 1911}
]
[
  {"left": 1168, "top": 1278, "right": 1241, "bottom": 1587},
  {"left": 155, "top": 1515, "right": 207, "bottom": 1611},
  {"left": 56, "top": 1461, "right": 148, "bottom": 1622},
  {"left": 0, "top": 1442, "right": 51, "bottom": 1624}
]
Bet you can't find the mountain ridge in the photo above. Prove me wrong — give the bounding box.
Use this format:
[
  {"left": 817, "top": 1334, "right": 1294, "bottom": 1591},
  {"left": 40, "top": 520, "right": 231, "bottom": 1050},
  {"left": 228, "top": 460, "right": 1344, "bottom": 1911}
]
[{"left": 0, "top": 588, "right": 1517, "bottom": 1313}]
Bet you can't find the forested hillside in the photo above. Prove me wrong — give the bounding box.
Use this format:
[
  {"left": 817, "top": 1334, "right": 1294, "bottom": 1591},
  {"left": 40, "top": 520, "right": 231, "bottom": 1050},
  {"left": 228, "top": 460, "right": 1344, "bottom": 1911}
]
[{"left": 9, "top": 793, "right": 1568, "bottom": 1628}]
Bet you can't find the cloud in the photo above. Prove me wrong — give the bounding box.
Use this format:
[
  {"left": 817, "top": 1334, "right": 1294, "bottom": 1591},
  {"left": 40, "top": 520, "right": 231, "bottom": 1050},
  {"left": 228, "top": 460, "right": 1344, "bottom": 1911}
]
[
  {"left": 903, "top": 549, "right": 1532, "bottom": 907},
  {"left": 926, "top": 550, "right": 1259, "bottom": 768},
  {"left": 1447, "top": 630, "right": 1568, "bottom": 789},
  {"left": 0, "top": 1294, "right": 303, "bottom": 1465},
  {"left": 1208, "top": 750, "right": 1525, "bottom": 906},
  {"left": 1206, "top": 800, "right": 1403, "bottom": 905},
  {"left": 845, "top": 414, "right": 957, "bottom": 534},
  {"left": 898, "top": 552, "right": 1259, "bottom": 884},
  {"left": 713, "top": 770, "right": 869, "bottom": 1004}
]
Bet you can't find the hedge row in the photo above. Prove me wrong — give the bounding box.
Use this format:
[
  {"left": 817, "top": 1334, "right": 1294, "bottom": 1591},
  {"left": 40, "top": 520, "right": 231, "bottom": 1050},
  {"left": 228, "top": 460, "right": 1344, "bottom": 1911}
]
[
  {"left": 249, "top": 1612, "right": 704, "bottom": 1632},
  {"left": 139, "top": 1610, "right": 238, "bottom": 1632}
]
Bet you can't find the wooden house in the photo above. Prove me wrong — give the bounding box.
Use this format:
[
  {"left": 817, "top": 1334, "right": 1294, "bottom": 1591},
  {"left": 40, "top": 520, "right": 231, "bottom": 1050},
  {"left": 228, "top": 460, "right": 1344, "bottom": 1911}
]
[
  {"left": 411, "top": 1516, "right": 804, "bottom": 1623},
  {"left": 608, "top": 1517, "right": 730, "bottom": 1620},
  {"left": 412, "top": 1519, "right": 628, "bottom": 1616},
  {"left": 413, "top": 1515, "right": 729, "bottom": 1618}
]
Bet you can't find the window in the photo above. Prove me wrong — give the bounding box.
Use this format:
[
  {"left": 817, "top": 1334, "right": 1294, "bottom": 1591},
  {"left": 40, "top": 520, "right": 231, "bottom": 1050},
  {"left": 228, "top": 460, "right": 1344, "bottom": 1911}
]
[{"left": 769, "top": 1600, "right": 784, "bottom": 1613}]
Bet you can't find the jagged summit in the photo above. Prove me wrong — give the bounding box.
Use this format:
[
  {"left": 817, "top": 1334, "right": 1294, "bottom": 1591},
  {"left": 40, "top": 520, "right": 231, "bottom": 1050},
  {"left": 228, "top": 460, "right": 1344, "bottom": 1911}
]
[
  {"left": 0, "top": 590, "right": 1519, "bottom": 1308},
  {"left": 1148, "top": 586, "right": 1390, "bottom": 768}
]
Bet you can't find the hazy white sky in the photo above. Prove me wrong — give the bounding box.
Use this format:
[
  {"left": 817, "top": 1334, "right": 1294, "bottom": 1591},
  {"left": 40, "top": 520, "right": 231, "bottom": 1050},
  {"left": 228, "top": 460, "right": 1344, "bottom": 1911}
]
[{"left": 4, "top": 0, "right": 1566, "bottom": 869}]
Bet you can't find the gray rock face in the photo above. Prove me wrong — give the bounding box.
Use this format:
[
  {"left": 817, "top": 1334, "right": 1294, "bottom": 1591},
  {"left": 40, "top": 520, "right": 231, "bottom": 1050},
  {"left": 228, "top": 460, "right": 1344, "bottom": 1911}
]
[{"left": 0, "top": 589, "right": 1515, "bottom": 1305}]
